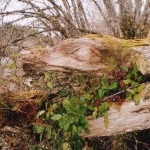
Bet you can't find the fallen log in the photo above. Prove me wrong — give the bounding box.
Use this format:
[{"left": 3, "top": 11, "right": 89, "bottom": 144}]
[
  {"left": 83, "top": 84, "right": 150, "bottom": 138},
  {"left": 21, "top": 35, "right": 150, "bottom": 75}
]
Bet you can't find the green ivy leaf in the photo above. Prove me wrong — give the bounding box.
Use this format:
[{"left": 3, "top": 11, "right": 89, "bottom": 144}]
[
  {"left": 126, "top": 73, "right": 132, "bottom": 79},
  {"left": 45, "top": 126, "right": 51, "bottom": 139},
  {"left": 131, "top": 81, "right": 138, "bottom": 86},
  {"left": 101, "top": 77, "right": 106, "bottom": 85},
  {"left": 63, "top": 123, "right": 70, "bottom": 131},
  {"left": 69, "top": 117, "right": 74, "bottom": 124},
  {"left": 126, "top": 96, "right": 132, "bottom": 101},
  {"left": 99, "top": 102, "right": 109, "bottom": 112},
  {"left": 98, "top": 88, "right": 105, "bottom": 99},
  {"left": 77, "top": 127, "right": 83, "bottom": 135},
  {"left": 82, "top": 121, "right": 89, "bottom": 129},
  {"left": 133, "top": 94, "right": 140, "bottom": 105},
  {"left": 131, "top": 67, "right": 138, "bottom": 79},
  {"left": 72, "top": 125, "right": 77, "bottom": 135},
  {"left": 94, "top": 107, "right": 98, "bottom": 111},
  {"left": 123, "top": 79, "right": 131, "bottom": 84},
  {"left": 59, "top": 117, "right": 66, "bottom": 129},
  {"left": 51, "top": 114, "right": 62, "bottom": 121},
  {"left": 87, "top": 105, "right": 93, "bottom": 111},
  {"left": 63, "top": 99, "right": 71, "bottom": 111},
  {"left": 137, "top": 76, "right": 143, "bottom": 82},
  {"left": 78, "top": 116, "right": 86, "bottom": 124},
  {"left": 137, "top": 83, "right": 145, "bottom": 93},
  {"left": 74, "top": 116, "right": 80, "bottom": 123},
  {"left": 79, "top": 106, "right": 87, "bottom": 115},
  {"left": 80, "top": 94, "right": 91, "bottom": 102},
  {"left": 127, "top": 89, "right": 135, "bottom": 94},
  {"left": 133, "top": 88, "right": 138, "bottom": 93},
  {"left": 92, "top": 111, "right": 97, "bottom": 119},
  {"left": 108, "top": 82, "right": 117, "bottom": 90},
  {"left": 84, "top": 128, "right": 91, "bottom": 134},
  {"left": 102, "top": 111, "right": 108, "bottom": 117},
  {"left": 126, "top": 91, "right": 134, "bottom": 97},
  {"left": 33, "top": 125, "right": 44, "bottom": 134},
  {"left": 104, "top": 117, "right": 109, "bottom": 129}
]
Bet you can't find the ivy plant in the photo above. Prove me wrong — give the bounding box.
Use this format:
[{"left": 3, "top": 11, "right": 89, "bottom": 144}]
[
  {"left": 123, "top": 67, "right": 145, "bottom": 104},
  {"left": 31, "top": 66, "right": 146, "bottom": 149}
]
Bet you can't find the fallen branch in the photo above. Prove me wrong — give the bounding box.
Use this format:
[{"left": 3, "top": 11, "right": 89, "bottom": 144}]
[
  {"left": 83, "top": 84, "right": 150, "bottom": 138},
  {"left": 102, "top": 82, "right": 150, "bottom": 102}
]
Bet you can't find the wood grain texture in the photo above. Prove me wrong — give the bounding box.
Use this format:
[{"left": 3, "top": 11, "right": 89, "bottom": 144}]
[
  {"left": 21, "top": 38, "right": 150, "bottom": 75},
  {"left": 83, "top": 84, "right": 150, "bottom": 138}
]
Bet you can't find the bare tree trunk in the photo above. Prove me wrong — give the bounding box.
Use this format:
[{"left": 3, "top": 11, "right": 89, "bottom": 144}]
[
  {"left": 76, "top": 0, "right": 86, "bottom": 30},
  {"left": 71, "top": 0, "right": 80, "bottom": 28},
  {"left": 62, "top": 0, "right": 71, "bottom": 16},
  {"left": 124, "top": 0, "right": 134, "bottom": 17},
  {"left": 1, "top": 0, "right": 149, "bottom": 41},
  {"left": 90, "top": 0, "right": 149, "bottom": 39},
  {"left": 142, "top": 0, "right": 150, "bottom": 25},
  {"left": 134, "top": 0, "right": 142, "bottom": 37},
  {"left": 102, "top": 0, "right": 123, "bottom": 37},
  {"left": 77, "top": 0, "right": 90, "bottom": 30},
  {"left": 134, "top": 0, "right": 142, "bottom": 24},
  {"left": 91, "top": 0, "right": 110, "bottom": 33},
  {"left": 118, "top": 0, "right": 125, "bottom": 19},
  {"left": 48, "top": 0, "right": 81, "bottom": 37}
]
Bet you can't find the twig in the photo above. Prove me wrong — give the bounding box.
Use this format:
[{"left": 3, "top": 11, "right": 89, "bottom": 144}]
[{"left": 103, "top": 82, "right": 150, "bottom": 101}]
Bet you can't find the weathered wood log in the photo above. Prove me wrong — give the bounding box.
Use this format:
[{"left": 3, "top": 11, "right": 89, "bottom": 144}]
[
  {"left": 21, "top": 36, "right": 150, "bottom": 75},
  {"left": 84, "top": 99, "right": 150, "bottom": 138},
  {"left": 83, "top": 84, "right": 150, "bottom": 138},
  {"left": 21, "top": 38, "right": 107, "bottom": 76}
]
